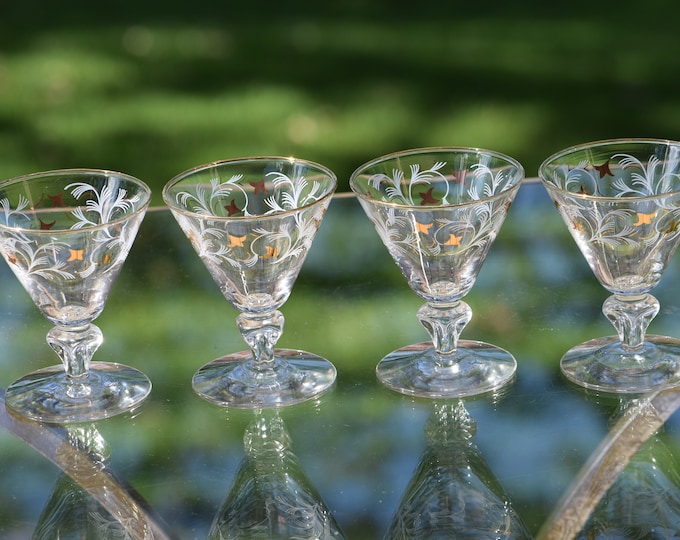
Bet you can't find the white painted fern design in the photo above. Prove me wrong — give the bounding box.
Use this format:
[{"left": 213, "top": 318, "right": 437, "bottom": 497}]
[
  {"left": 174, "top": 171, "right": 326, "bottom": 269},
  {"left": 362, "top": 160, "right": 516, "bottom": 259},
  {"left": 0, "top": 179, "right": 140, "bottom": 281},
  {"left": 368, "top": 161, "right": 451, "bottom": 205},
  {"left": 548, "top": 152, "right": 680, "bottom": 251}
]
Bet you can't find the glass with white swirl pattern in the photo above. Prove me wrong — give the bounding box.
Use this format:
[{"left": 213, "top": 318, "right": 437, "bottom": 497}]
[
  {"left": 350, "top": 147, "right": 524, "bottom": 398},
  {"left": 208, "top": 410, "right": 346, "bottom": 539},
  {"left": 383, "top": 400, "right": 532, "bottom": 539},
  {"left": 164, "top": 157, "right": 337, "bottom": 408},
  {"left": 539, "top": 139, "right": 680, "bottom": 393},
  {"left": 0, "top": 169, "right": 151, "bottom": 423}
]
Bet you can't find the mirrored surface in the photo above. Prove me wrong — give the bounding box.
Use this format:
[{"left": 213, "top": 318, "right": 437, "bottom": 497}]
[{"left": 1, "top": 181, "right": 680, "bottom": 539}]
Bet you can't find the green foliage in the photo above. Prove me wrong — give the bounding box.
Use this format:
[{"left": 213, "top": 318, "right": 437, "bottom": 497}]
[{"left": 1, "top": 1, "right": 679, "bottom": 200}]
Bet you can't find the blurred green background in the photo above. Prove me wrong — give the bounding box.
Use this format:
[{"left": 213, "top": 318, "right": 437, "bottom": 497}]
[
  {"left": 1, "top": 0, "right": 679, "bottom": 201},
  {"left": 2, "top": 1, "right": 680, "bottom": 537}
]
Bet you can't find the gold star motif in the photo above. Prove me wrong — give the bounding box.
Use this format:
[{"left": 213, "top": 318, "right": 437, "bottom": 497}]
[
  {"left": 227, "top": 234, "right": 246, "bottom": 247},
  {"left": 443, "top": 233, "right": 463, "bottom": 246},
  {"left": 415, "top": 221, "right": 432, "bottom": 234},
  {"left": 593, "top": 160, "right": 613, "bottom": 178},
  {"left": 263, "top": 245, "right": 280, "bottom": 258},
  {"left": 249, "top": 178, "right": 268, "bottom": 195},
  {"left": 224, "top": 199, "right": 241, "bottom": 216},
  {"left": 419, "top": 187, "right": 439, "bottom": 205},
  {"left": 67, "top": 248, "right": 85, "bottom": 262},
  {"left": 634, "top": 212, "right": 656, "bottom": 226}
]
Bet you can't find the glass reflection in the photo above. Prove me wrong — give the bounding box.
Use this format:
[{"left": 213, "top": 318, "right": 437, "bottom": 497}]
[
  {"left": 576, "top": 396, "right": 680, "bottom": 539},
  {"left": 33, "top": 423, "right": 159, "bottom": 539},
  {"left": 540, "top": 387, "right": 680, "bottom": 539},
  {"left": 383, "top": 400, "right": 531, "bottom": 539},
  {"left": 208, "top": 409, "right": 345, "bottom": 539}
]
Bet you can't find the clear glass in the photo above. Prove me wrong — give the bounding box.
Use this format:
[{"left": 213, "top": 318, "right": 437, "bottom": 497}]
[
  {"left": 0, "top": 169, "right": 151, "bottom": 423},
  {"left": 539, "top": 139, "right": 680, "bottom": 393},
  {"left": 31, "top": 422, "right": 166, "bottom": 539},
  {"left": 350, "top": 147, "right": 524, "bottom": 398},
  {"left": 208, "top": 410, "right": 346, "bottom": 539},
  {"left": 383, "top": 400, "right": 532, "bottom": 539},
  {"left": 163, "top": 157, "right": 337, "bottom": 408},
  {"left": 576, "top": 397, "right": 680, "bottom": 539}
]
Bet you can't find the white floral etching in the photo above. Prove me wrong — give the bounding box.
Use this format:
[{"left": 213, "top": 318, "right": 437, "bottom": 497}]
[
  {"left": 182, "top": 208, "right": 324, "bottom": 274},
  {"left": 544, "top": 152, "right": 680, "bottom": 253},
  {"left": 172, "top": 170, "right": 330, "bottom": 270},
  {"left": 176, "top": 170, "right": 325, "bottom": 217},
  {"left": 0, "top": 178, "right": 143, "bottom": 281},
  {"left": 369, "top": 161, "right": 452, "bottom": 205},
  {"left": 361, "top": 161, "right": 520, "bottom": 260},
  {"left": 548, "top": 152, "right": 680, "bottom": 199},
  {"left": 68, "top": 180, "right": 142, "bottom": 229},
  {"left": 354, "top": 158, "right": 521, "bottom": 301},
  {"left": 263, "top": 172, "right": 325, "bottom": 213},
  {"left": 366, "top": 162, "right": 517, "bottom": 207}
]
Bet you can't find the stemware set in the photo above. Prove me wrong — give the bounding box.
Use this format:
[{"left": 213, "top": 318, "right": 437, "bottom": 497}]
[{"left": 2, "top": 139, "right": 680, "bottom": 423}]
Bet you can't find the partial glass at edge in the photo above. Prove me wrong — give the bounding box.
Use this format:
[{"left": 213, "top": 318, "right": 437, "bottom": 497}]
[
  {"left": 0, "top": 169, "right": 151, "bottom": 423},
  {"left": 350, "top": 147, "right": 524, "bottom": 398},
  {"left": 539, "top": 139, "right": 680, "bottom": 393},
  {"left": 163, "top": 157, "right": 337, "bottom": 408}
]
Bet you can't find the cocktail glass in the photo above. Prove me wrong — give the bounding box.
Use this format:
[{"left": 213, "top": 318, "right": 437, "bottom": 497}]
[
  {"left": 163, "top": 157, "right": 337, "bottom": 408},
  {"left": 383, "top": 400, "right": 532, "bottom": 539},
  {"left": 0, "top": 169, "right": 151, "bottom": 423},
  {"left": 539, "top": 139, "right": 680, "bottom": 393},
  {"left": 350, "top": 147, "right": 524, "bottom": 398},
  {"left": 208, "top": 410, "right": 346, "bottom": 539}
]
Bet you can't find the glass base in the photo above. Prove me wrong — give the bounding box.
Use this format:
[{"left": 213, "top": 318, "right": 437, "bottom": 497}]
[
  {"left": 560, "top": 334, "right": 680, "bottom": 394},
  {"left": 192, "top": 349, "right": 337, "bottom": 408},
  {"left": 5, "top": 362, "right": 152, "bottom": 424},
  {"left": 375, "top": 340, "right": 517, "bottom": 399}
]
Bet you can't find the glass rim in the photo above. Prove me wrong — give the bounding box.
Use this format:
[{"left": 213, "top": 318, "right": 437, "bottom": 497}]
[
  {"left": 349, "top": 146, "right": 525, "bottom": 209},
  {"left": 0, "top": 168, "right": 152, "bottom": 234},
  {"left": 163, "top": 155, "right": 337, "bottom": 220},
  {"left": 538, "top": 137, "right": 680, "bottom": 201}
]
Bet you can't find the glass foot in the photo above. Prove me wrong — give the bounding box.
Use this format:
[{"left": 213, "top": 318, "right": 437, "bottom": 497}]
[
  {"left": 375, "top": 340, "right": 517, "bottom": 398},
  {"left": 192, "top": 349, "right": 337, "bottom": 408},
  {"left": 560, "top": 335, "right": 680, "bottom": 394},
  {"left": 5, "top": 362, "right": 152, "bottom": 424}
]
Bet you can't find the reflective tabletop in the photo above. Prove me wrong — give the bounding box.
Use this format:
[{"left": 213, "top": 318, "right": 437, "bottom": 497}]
[{"left": 2, "top": 181, "right": 680, "bottom": 539}]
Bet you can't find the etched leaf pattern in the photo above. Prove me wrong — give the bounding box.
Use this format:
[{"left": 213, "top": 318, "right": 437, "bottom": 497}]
[
  {"left": 176, "top": 172, "right": 248, "bottom": 216},
  {"left": 174, "top": 171, "right": 326, "bottom": 270},
  {"left": 365, "top": 161, "right": 517, "bottom": 259},
  {"left": 0, "top": 180, "right": 141, "bottom": 281},
  {"left": 546, "top": 152, "right": 680, "bottom": 251}
]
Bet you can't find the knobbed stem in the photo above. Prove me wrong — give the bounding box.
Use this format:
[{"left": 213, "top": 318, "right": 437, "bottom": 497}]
[
  {"left": 47, "top": 324, "right": 103, "bottom": 380},
  {"left": 603, "top": 293, "right": 659, "bottom": 351},
  {"left": 425, "top": 400, "right": 477, "bottom": 447},
  {"left": 417, "top": 301, "right": 472, "bottom": 357},
  {"left": 236, "top": 310, "right": 284, "bottom": 368}
]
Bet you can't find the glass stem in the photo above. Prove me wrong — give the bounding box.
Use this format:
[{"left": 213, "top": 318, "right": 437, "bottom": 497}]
[
  {"left": 603, "top": 293, "right": 659, "bottom": 351},
  {"left": 47, "top": 323, "right": 103, "bottom": 379},
  {"left": 417, "top": 301, "right": 472, "bottom": 361},
  {"left": 236, "top": 310, "right": 284, "bottom": 370}
]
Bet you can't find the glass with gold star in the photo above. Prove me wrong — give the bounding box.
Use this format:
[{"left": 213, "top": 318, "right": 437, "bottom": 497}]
[
  {"left": 0, "top": 169, "right": 152, "bottom": 423},
  {"left": 539, "top": 139, "right": 680, "bottom": 393},
  {"left": 350, "top": 147, "right": 524, "bottom": 398},
  {"left": 164, "top": 157, "right": 337, "bottom": 408}
]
